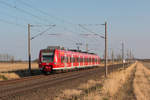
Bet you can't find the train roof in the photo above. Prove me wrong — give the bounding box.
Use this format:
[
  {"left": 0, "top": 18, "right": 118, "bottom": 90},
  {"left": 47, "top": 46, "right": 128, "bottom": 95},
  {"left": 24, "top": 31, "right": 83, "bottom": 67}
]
[{"left": 42, "top": 46, "right": 97, "bottom": 55}]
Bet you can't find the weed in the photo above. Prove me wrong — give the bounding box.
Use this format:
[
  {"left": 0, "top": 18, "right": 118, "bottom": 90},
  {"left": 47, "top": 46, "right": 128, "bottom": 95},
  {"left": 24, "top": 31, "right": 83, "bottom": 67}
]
[{"left": 0, "top": 75, "right": 8, "bottom": 80}]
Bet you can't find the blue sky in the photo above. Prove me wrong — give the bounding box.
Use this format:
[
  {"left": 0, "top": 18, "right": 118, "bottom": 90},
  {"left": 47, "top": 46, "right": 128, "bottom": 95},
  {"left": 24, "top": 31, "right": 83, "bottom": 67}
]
[{"left": 0, "top": 0, "right": 150, "bottom": 60}]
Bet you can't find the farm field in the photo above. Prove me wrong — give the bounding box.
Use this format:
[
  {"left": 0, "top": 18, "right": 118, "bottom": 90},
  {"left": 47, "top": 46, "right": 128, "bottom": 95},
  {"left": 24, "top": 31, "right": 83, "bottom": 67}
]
[
  {"left": 52, "top": 61, "right": 150, "bottom": 100},
  {"left": 0, "top": 61, "right": 128, "bottom": 100},
  {"left": 0, "top": 62, "right": 122, "bottom": 81},
  {"left": 1, "top": 61, "right": 150, "bottom": 100},
  {"left": 0, "top": 62, "right": 38, "bottom": 72},
  {"left": 0, "top": 62, "right": 39, "bottom": 80}
]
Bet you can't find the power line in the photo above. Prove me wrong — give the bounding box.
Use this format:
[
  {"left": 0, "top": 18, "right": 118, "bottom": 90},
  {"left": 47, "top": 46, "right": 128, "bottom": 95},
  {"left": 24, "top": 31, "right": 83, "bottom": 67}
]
[
  {"left": 13, "top": 0, "right": 82, "bottom": 35},
  {"left": 15, "top": 0, "right": 86, "bottom": 35},
  {"left": 0, "top": 11, "right": 43, "bottom": 25},
  {"left": 16, "top": 0, "right": 75, "bottom": 26},
  {"left": 1, "top": 0, "right": 94, "bottom": 37},
  {"left": 3, "top": 0, "right": 84, "bottom": 35},
  {"left": 16, "top": 0, "right": 85, "bottom": 35},
  {"left": 0, "top": 0, "right": 53, "bottom": 24},
  {"left": 78, "top": 24, "right": 105, "bottom": 36},
  {"left": 31, "top": 25, "right": 56, "bottom": 40},
  {"left": 0, "top": 18, "right": 25, "bottom": 27}
]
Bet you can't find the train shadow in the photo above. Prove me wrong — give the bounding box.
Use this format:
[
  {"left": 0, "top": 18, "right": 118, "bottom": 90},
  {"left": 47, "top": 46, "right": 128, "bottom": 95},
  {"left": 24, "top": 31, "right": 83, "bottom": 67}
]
[
  {"left": 1, "top": 63, "right": 133, "bottom": 78},
  {"left": 2, "top": 69, "right": 42, "bottom": 78}
]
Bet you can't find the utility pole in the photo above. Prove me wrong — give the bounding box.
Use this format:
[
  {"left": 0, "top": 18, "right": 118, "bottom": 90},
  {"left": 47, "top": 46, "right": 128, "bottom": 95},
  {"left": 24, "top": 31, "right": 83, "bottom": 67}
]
[
  {"left": 27, "top": 24, "right": 55, "bottom": 75},
  {"left": 76, "top": 43, "right": 82, "bottom": 51},
  {"left": 111, "top": 49, "right": 114, "bottom": 65},
  {"left": 122, "top": 41, "right": 125, "bottom": 69},
  {"left": 105, "top": 22, "right": 108, "bottom": 77},
  {"left": 28, "top": 24, "right": 31, "bottom": 74},
  {"left": 78, "top": 22, "right": 108, "bottom": 77},
  {"left": 126, "top": 49, "right": 129, "bottom": 63},
  {"left": 130, "top": 49, "right": 132, "bottom": 63},
  {"left": 86, "top": 43, "right": 88, "bottom": 52}
]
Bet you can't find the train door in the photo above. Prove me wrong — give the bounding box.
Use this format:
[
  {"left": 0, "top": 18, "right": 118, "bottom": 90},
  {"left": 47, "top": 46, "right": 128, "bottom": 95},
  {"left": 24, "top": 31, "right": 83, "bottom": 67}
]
[
  {"left": 78, "top": 55, "right": 80, "bottom": 67},
  {"left": 71, "top": 54, "right": 73, "bottom": 68},
  {"left": 83, "top": 56, "right": 84, "bottom": 66},
  {"left": 64, "top": 54, "right": 67, "bottom": 68}
]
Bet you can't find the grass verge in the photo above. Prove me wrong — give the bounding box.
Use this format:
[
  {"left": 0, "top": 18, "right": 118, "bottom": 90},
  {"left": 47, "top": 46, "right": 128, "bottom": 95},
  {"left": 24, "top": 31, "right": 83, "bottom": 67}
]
[
  {"left": 0, "top": 74, "right": 8, "bottom": 80},
  {"left": 52, "top": 62, "right": 137, "bottom": 100}
]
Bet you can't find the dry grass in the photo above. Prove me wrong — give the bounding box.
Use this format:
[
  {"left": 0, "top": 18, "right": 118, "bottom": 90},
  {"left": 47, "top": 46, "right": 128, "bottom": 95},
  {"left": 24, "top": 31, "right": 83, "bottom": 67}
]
[
  {"left": 55, "top": 89, "right": 82, "bottom": 100},
  {"left": 79, "top": 79, "right": 102, "bottom": 90},
  {"left": 99, "top": 61, "right": 122, "bottom": 67},
  {"left": 52, "top": 63, "right": 137, "bottom": 100},
  {"left": 102, "top": 62, "right": 136, "bottom": 97},
  {"left": 79, "top": 62, "right": 137, "bottom": 100},
  {"left": 0, "top": 62, "right": 38, "bottom": 72},
  {"left": 133, "top": 62, "right": 150, "bottom": 100},
  {"left": 0, "top": 72, "right": 20, "bottom": 80},
  {"left": 53, "top": 80, "right": 102, "bottom": 100},
  {"left": 0, "top": 62, "right": 38, "bottom": 81}
]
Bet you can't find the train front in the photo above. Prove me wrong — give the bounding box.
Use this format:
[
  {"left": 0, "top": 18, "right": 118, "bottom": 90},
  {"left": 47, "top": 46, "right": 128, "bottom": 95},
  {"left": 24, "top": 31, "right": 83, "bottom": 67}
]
[{"left": 39, "top": 49, "right": 55, "bottom": 74}]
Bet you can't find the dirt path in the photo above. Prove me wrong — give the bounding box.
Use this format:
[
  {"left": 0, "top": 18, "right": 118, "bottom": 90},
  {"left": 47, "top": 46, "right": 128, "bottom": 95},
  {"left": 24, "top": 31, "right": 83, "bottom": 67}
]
[
  {"left": 113, "top": 62, "right": 150, "bottom": 100},
  {"left": 112, "top": 65, "right": 136, "bottom": 100},
  {"left": 59, "top": 62, "right": 150, "bottom": 100},
  {"left": 133, "top": 62, "right": 150, "bottom": 100}
]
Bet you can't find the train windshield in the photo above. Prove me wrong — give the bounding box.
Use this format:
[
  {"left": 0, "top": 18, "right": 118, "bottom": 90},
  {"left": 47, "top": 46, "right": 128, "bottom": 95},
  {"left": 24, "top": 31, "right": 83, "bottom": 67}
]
[{"left": 42, "top": 52, "right": 54, "bottom": 63}]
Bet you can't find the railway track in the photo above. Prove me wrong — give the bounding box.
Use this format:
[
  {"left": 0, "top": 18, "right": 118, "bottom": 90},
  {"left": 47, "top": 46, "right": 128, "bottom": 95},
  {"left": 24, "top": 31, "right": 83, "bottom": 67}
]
[{"left": 0, "top": 63, "right": 130, "bottom": 100}]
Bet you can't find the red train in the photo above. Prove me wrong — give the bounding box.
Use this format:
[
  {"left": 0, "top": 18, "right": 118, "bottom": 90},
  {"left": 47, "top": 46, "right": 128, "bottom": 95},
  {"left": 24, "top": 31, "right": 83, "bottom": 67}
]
[{"left": 39, "top": 46, "right": 100, "bottom": 74}]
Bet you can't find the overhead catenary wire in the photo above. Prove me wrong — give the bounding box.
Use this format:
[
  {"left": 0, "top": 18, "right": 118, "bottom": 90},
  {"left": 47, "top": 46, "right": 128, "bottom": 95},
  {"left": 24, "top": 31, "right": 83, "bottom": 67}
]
[
  {"left": 0, "top": 0, "right": 84, "bottom": 35},
  {"left": 0, "top": 11, "right": 43, "bottom": 25},
  {"left": 0, "top": 18, "right": 25, "bottom": 27},
  {"left": 15, "top": 0, "right": 75, "bottom": 26},
  {"left": 0, "top": 0, "right": 105, "bottom": 43},
  {"left": 14, "top": 0, "right": 86, "bottom": 35},
  {"left": 31, "top": 25, "right": 56, "bottom": 40},
  {"left": 0, "top": 0, "right": 54, "bottom": 24},
  {"left": 78, "top": 24, "right": 105, "bottom": 37}
]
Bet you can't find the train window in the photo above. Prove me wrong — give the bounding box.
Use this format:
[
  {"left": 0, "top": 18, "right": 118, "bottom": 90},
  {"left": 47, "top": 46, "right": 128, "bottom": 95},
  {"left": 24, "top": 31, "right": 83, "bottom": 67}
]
[
  {"left": 78, "top": 57, "right": 80, "bottom": 62},
  {"left": 73, "top": 57, "right": 75, "bottom": 63},
  {"left": 72, "top": 57, "right": 74, "bottom": 63},
  {"left": 99, "top": 59, "right": 100, "bottom": 63},
  {"left": 67, "top": 56, "right": 68, "bottom": 63},
  {"left": 70, "top": 57, "right": 72, "bottom": 63},
  {"left": 80, "top": 58, "right": 82, "bottom": 62},
  {"left": 61, "top": 56, "right": 65, "bottom": 63},
  {"left": 92, "top": 58, "right": 94, "bottom": 62},
  {"left": 66, "top": 56, "right": 68, "bottom": 63}
]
